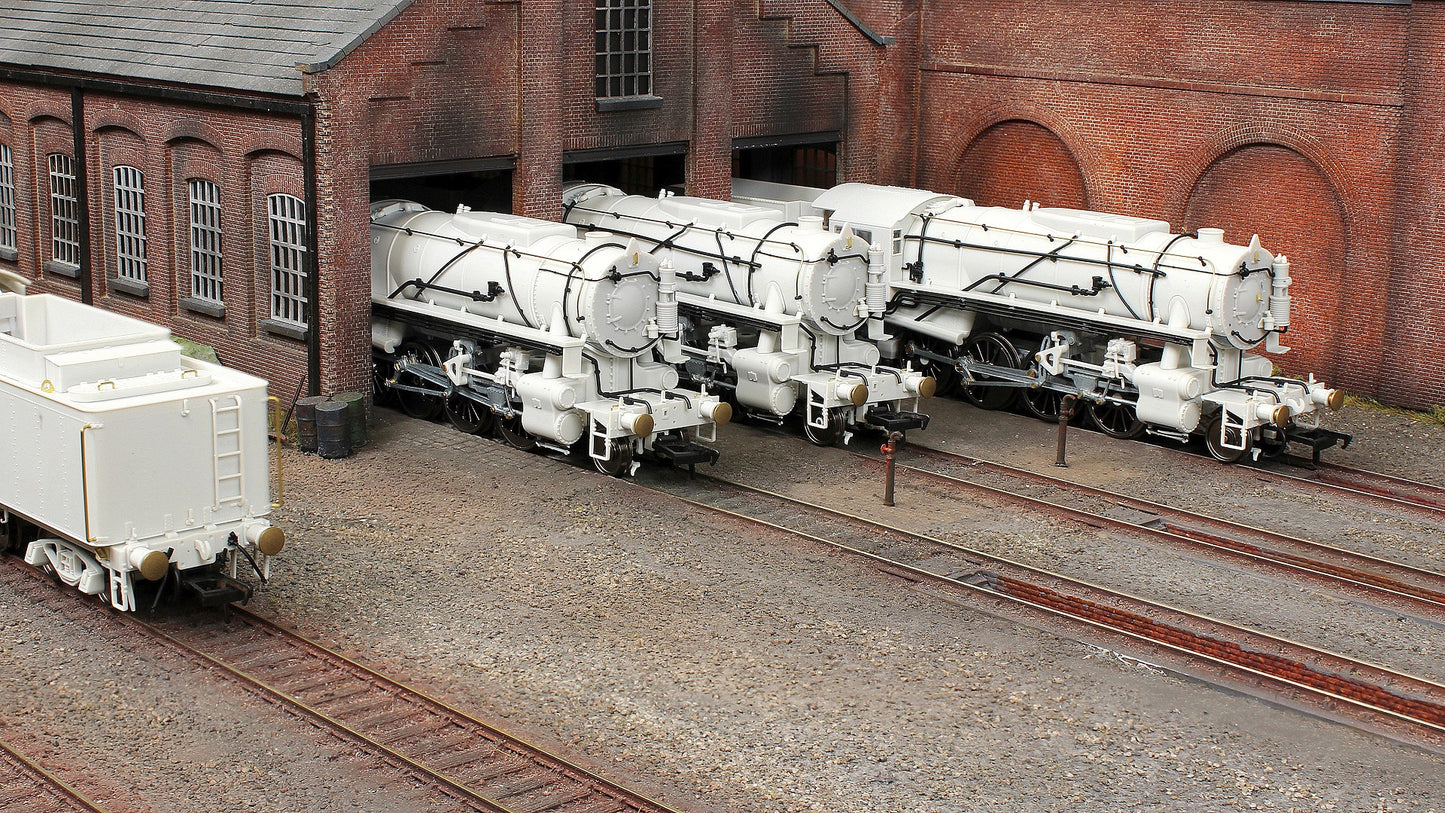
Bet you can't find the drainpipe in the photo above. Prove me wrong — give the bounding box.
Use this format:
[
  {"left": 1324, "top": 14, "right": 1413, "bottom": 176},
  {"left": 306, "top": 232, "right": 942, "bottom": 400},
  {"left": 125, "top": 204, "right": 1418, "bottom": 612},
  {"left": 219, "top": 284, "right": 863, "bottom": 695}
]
[
  {"left": 302, "top": 106, "right": 321, "bottom": 397},
  {"left": 70, "top": 86, "right": 91, "bottom": 304}
]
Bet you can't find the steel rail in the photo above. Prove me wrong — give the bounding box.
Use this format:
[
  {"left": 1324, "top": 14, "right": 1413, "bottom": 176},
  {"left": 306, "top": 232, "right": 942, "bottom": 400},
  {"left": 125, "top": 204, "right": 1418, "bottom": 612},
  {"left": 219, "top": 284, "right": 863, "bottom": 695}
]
[
  {"left": 627, "top": 471, "right": 1445, "bottom": 748},
  {"left": 869, "top": 443, "right": 1445, "bottom": 616},
  {"left": 0, "top": 737, "right": 109, "bottom": 813},
  {"left": 136, "top": 608, "right": 682, "bottom": 813},
  {"left": 2, "top": 560, "right": 680, "bottom": 813},
  {"left": 1266, "top": 460, "right": 1445, "bottom": 518}
]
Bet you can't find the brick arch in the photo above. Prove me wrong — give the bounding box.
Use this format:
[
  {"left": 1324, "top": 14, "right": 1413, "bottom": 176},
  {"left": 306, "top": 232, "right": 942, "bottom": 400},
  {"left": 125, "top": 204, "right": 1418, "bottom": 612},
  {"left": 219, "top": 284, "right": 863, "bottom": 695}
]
[
  {"left": 27, "top": 110, "right": 71, "bottom": 129},
  {"left": 241, "top": 138, "right": 303, "bottom": 163},
  {"left": 936, "top": 102, "right": 1102, "bottom": 209},
  {"left": 1181, "top": 143, "right": 1353, "bottom": 389},
  {"left": 90, "top": 109, "right": 147, "bottom": 139},
  {"left": 163, "top": 119, "right": 228, "bottom": 149}
]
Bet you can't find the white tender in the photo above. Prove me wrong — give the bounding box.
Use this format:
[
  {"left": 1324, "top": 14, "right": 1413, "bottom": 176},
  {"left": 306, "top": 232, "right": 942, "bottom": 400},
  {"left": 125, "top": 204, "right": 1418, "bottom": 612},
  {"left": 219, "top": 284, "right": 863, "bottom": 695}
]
[{"left": 0, "top": 293, "right": 283, "bottom": 610}]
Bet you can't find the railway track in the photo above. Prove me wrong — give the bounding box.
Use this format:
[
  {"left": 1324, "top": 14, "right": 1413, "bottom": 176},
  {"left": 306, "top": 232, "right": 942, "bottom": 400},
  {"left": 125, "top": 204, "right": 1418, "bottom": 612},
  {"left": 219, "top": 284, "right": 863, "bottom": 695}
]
[
  {"left": 3, "top": 560, "right": 680, "bottom": 813},
  {"left": 859, "top": 442, "right": 1445, "bottom": 620},
  {"left": 1265, "top": 460, "right": 1445, "bottom": 518},
  {"left": 631, "top": 468, "right": 1445, "bottom": 750},
  {"left": 0, "top": 738, "right": 107, "bottom": 813}
]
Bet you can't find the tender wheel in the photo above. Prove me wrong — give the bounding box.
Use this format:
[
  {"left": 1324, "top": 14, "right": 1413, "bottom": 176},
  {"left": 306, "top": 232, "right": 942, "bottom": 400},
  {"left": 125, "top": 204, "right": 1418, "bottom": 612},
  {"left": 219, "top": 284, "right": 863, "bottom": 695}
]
[
  {"left": 961, "top": 333, "right": 1020, "bottom": 411},
  {"left": 445, "top": 394, "right": 493, "bottom": 435},
  {"left": 1087, "top": 400, "right": 1146, "bottom": 439},
  {"left": 395, "top": 341, "right": 444, "bottom": 420},
  {"left": 496, "top": 414, "right": 536, "bottom": 450},
  {"left": 802, "top": 407, "right": 848, "bottom": 446},
  {"left": 1202, "top": 412, "right": 1251, "bottom": 463},
  {"left": 912, "top": 341, "right": 960, "bottom": 398},
  {"left": 593, "top": 440, "right": 635, "bottom": 476},
  {"left": 1020, "top": 386, "right": 1064, "bottom": 422}
]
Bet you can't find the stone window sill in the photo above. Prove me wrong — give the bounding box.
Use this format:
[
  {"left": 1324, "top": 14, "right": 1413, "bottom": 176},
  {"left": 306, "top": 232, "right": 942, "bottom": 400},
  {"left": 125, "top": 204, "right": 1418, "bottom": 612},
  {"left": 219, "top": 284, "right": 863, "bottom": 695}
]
[
  {"left": 180, "top": 296, "right": 225, "bottom": 319},
  {"left": 44, "top": 260, "right": 80, "bottom": 279},
  {"left": 260, "top": 317, "right": 308, "bottom": 341},
  {"left": 107, "top": 276, "right": 149, "bottom": 298},
  {"left": 595, "top": 95, "right": 663, "bottom": 113}
]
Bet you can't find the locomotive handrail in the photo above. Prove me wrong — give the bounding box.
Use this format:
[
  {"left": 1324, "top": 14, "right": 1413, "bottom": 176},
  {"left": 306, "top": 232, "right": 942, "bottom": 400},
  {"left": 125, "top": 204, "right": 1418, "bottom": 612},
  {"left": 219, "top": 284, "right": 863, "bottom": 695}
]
[
  {"left": 908, "top": 221, "right": 1217, "bottom": 276},
  {"left": 268, "top": 395, "right": 284, "bottom": 508},
  {"left": 566, "top": 202, "right": 842, "bottom": 258},
  {"left": 371, "top": 220, "right": 645, "bottom": 283},
  {"left": 80, "top": 423, "right": 98, "bottom": 542}
]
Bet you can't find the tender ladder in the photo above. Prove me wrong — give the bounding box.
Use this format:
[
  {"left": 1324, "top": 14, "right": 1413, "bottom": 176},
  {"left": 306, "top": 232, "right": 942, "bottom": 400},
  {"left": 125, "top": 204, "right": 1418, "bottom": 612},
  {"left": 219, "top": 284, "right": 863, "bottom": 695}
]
[{"left": 211, "top": 396, "right": 245, "bottom": 508}]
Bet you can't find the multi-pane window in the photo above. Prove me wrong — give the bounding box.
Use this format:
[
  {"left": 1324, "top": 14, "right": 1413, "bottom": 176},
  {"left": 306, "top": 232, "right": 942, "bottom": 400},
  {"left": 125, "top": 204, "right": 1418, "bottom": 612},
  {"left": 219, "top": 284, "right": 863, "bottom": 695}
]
[
  {"left": 113, "top": 165, "right": 147, "bottom": 283},
  {"left": 268, "top": 193, "right": 307, "bottom": 327},
  {"left": 594, "top": 0, "right": 651, "bottom": 97},
  {"left": 48, "top": 154, "right": 79, "bottom": 267},
  {"left": 188, "top": 179, "right": 223, "bottom": 303},
  {"left": 0, "top": 144, "right": 15, "bottom": 254}
]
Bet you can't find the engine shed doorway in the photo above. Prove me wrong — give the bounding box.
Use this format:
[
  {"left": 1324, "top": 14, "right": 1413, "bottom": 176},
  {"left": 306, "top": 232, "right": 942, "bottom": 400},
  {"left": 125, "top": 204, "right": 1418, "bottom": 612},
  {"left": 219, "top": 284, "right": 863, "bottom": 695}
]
[
  {"left": 369, "top": 158, "right": 514, "bottom": 213},
  {"left": 563, "top": 143, "right": 687, "bottom": 196}
]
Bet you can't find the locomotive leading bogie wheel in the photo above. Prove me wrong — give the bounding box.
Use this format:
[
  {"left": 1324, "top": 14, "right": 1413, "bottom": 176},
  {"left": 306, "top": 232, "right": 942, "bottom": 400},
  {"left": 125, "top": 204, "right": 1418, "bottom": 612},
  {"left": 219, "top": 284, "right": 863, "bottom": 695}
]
[
  {"left": 593, "top": 440, "right": 635, "bottom": 476},
  {"left": 1202, "top": 412, "right": 1251, "bottom": 463},
  {"left": 496, "top": 414, "right": 536, "bottom": 451},
  {"left": 802, "top": 407, "right": 848, "bottom": 446},
  {"left": 914, "top": 341, "right": 960, "bottom": 398},
  {"left": 961, "top": 333, "right": 1020, "bottom": 411},
  {"left": 395, "top": 341, "right": 445, "bottom": 420},
  {"left": 1086, "top": 399, "right": 1147, "bottom": 439},
  {"left": 445, "top": 394, "right": 494, "bottom": 435}
]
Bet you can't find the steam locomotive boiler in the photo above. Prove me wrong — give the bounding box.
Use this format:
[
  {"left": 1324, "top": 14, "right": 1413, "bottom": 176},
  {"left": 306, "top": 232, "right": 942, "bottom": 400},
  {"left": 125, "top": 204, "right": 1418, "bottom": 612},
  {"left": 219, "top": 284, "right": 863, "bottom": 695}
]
[
  {"left": 732, "top": 180, "right": 1346, "bottom": 462},
  {"left": 0, "top": 292, "right": 284, "bottom": 610},
  {"left": 561, "top": 184, "right": 934, "bottom": 446},
  {"left": 370, "top": 200, "right": 731, "bottom": 474}
]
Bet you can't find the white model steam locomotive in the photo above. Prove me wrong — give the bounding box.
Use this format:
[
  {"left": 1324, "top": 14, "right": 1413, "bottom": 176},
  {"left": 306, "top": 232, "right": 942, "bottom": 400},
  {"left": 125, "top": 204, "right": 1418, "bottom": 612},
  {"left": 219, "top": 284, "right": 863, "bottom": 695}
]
[
  {"left": 0, "top": 291, "right": 284, "bottom": 611},
  {"left": 370, "top": 200, "right": 731, "bottom": 474},
  {"left": 732, "top": 180, "right": 1346, "bottom": 462},
  {"left": 562, "top": 184, "right": 934, "bottom": 446}
]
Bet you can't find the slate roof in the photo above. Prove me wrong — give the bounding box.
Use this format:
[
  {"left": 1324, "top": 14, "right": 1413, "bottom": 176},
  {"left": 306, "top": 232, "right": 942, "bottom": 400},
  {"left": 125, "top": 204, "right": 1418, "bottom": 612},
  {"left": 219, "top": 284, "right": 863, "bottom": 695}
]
[{"left": 0, "top": 0, "right": 412, "bottom": 96}]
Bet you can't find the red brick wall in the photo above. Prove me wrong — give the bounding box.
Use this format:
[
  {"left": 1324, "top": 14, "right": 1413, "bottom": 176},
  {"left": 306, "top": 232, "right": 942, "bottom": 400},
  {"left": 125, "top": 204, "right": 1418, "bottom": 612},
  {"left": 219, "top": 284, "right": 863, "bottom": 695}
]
[
  {"left": 1388, "top": 2, "right": 1445, "bottom": 408},
  {"left": 0, "top": 83, "right": 313, "bottom": 400},
  {"left": 910, "top": 0, "right": 1413, "bottom": 404}
]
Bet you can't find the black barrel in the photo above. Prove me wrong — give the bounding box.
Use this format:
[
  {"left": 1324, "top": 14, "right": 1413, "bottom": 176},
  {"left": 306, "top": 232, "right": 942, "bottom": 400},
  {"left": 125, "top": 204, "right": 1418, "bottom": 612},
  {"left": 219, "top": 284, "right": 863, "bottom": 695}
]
[
  {"left": 295, "top": 395, "right": 330, "bottom": 454},
  {"left": 316, "top": 401, "right": 352, "bottom": 459},
  {"left": 333, "top": 390, "right": 368, "bottom": 449}
]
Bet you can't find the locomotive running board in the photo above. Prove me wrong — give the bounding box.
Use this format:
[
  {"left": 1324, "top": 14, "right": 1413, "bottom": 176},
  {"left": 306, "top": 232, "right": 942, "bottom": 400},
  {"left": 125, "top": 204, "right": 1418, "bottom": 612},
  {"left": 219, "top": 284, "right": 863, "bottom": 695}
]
[
  {"left": 892, "top": 285, "right": 1213, "bottom": 350},
  {"left": 372, "top": 298, "right": 585, "bottom": 377}
]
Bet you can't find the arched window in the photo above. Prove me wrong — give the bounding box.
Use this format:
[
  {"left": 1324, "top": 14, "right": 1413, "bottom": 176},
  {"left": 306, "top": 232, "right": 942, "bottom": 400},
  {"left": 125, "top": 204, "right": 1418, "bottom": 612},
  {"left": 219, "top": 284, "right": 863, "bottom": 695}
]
[
  {"left": 188, "top": 179, "right": 223, "bottom": 304},
  {"left": 0, "top": 143, "right": 15, "bottom": 257},
  {"left": 267, "top": 193, "right": 307, "bottom": 327},
  {"left": 113, "top": 165, "right": 147, "bottom": 284},
  {"left": 48, "top": 153, "right": 79, "bottom": 268}
]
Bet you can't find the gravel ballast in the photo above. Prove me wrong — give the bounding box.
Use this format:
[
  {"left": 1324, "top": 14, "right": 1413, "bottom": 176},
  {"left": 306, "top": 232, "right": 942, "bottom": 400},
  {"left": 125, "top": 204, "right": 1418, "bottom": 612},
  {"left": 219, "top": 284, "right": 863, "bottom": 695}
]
[{"left": 2, "top": 397, "right": 1443, "bottom": 812}]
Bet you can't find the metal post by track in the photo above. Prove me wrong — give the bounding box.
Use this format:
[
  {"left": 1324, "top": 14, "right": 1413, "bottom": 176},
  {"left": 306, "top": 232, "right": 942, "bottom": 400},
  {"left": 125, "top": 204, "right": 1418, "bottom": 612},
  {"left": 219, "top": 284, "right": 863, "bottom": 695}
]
[
  {"left": 882, "top": 430, "right": 904, "bottom": 506},
  {"left": 1056, "top": 395, "right": 1077, "bottom": 468}
]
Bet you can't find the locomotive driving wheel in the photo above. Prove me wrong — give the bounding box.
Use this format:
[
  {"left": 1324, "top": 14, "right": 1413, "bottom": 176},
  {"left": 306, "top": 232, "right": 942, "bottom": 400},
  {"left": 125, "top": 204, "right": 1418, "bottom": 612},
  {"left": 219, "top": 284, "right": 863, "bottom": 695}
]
[
  {"left": 395, "top": 341, "right": 444, "bottom": 420},
  {"left": 496, "top": 414, "right": 536, "bottom": 451},
  {"left": 593, "top": 439, "right": 635, "bottom": 477},
  {"left": 1020, "top": 385, "right": 1065, "bottom": 422},
  {"left": 803, "top": 407, "right": 848, "bottom": 446},
  {"left": 444, "top": 393, "right": 493, "bottom": 435},
  {"left": 961, "top": 333, "right": 1020, "bottom": 411},
  {"left": 1202, "top": 412, "right": 1251, "bottom": 463},
  {"left": 1086, "top": 399, "right": 1146, "bottom": 439}
]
